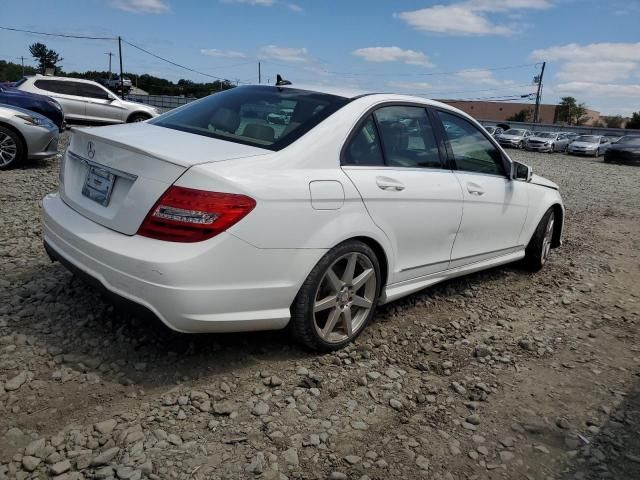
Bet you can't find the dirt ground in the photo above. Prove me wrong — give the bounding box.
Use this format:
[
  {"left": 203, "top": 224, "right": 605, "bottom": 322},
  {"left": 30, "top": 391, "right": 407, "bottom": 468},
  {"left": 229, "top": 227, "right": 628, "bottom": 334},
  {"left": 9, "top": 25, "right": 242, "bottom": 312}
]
[{"left": 0, "top": 132, "right": 639, "bottom": 480}]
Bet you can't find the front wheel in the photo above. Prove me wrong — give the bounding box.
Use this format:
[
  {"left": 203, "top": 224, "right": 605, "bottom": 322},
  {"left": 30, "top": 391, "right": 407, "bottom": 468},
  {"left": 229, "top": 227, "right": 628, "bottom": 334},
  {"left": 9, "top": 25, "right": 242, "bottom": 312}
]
[
  {"left": 522, "top": 209, "right": 555, "bottom": 272},
  {"left": 0, "top": 127, "right": 24, "bottom": 170},
  {"left": 127, "top": 113, "right": 151, "bottom": 123},
  {"left": 290, "top": 241, "right": 381, "bottom": 351},
  {"left": 595, "top": 148, "right": 600, "bottom": 158}
]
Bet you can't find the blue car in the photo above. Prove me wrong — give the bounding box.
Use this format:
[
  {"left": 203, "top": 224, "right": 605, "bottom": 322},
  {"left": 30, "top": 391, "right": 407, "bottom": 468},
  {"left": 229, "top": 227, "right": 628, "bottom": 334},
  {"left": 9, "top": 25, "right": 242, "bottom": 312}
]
[{"left": 0, "top": 84, "right": 65, "bottom": 131}]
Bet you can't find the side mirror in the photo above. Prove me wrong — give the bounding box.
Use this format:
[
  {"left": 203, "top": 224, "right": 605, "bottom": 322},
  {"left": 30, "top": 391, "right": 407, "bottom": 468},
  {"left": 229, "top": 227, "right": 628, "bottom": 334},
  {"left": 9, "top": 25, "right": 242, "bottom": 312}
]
[{"left": 512, "top": 161, "right": 532, "bottom": 182}]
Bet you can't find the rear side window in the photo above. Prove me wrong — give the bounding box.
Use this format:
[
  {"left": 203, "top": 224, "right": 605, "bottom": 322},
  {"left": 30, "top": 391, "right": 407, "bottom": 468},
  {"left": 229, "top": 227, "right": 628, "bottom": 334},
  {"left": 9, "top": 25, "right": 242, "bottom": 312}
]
[
  {"left": 343, "top": 116, "right": 384, "bottom": 166},
  {"left": 374, "top": 106, "right": 441, "bottom": 169},
  {"left": 438, "top": 111, "right": 506, "bottom": 176},
  {"left": 34, "top": 80, "right": 83, "bottom": 96},
  {"left": 151, "top": 85, "right": 349, "bottom": 151}
]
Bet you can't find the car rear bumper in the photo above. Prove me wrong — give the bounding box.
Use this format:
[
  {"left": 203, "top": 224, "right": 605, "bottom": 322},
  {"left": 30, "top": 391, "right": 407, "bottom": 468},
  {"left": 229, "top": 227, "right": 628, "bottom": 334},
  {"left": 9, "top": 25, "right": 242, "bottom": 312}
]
[{"left": 42, "top": 193, "right": 325, "bottom": 333}]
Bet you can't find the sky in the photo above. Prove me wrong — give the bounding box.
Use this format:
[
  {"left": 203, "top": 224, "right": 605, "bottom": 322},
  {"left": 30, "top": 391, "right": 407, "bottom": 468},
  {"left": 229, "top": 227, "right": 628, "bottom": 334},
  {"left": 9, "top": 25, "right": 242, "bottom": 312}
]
[{"left": 1, "top": 0, "right": 639, "bottom": 116}]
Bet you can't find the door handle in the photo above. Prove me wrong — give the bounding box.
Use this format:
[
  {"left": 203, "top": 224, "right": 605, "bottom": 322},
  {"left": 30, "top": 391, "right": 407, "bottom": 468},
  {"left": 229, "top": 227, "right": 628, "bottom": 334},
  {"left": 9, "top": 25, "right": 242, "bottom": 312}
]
[
  {"left": 376, "top": 176, "right": 405, "bottom": 191},
  {"left": 466, "top": 182, "right": 485, "bottom": 196}
]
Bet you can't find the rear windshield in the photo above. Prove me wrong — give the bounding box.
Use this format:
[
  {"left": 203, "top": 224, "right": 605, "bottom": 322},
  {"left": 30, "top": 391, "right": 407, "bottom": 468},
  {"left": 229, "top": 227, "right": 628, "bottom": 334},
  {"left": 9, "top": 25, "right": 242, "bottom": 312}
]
[
  {"left": 617, "top": 136, "right": 640, "bottom": 145},
  {"left": 151, "top": 85, "right": 350, "bottom": 151},
  {"left": 575, "top": 135, "right": 599, "bottom": 142}
]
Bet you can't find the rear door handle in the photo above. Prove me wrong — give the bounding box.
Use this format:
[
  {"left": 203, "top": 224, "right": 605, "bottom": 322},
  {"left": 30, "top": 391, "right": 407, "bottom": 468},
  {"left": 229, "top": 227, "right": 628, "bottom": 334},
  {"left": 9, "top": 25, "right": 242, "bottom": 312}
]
[
  {"left": 376, "top": 176, "right": 405, "bottom": 191},
  {"left": 466, "top": 182, "right": 485, "bottom": 196}
]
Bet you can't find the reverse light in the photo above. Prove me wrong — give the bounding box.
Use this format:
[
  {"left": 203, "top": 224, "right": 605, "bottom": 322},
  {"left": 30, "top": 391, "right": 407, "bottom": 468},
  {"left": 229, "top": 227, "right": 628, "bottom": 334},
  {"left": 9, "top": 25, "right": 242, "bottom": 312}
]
[{"left": 137, "top": 186, "right": 256, "bottom": 243}]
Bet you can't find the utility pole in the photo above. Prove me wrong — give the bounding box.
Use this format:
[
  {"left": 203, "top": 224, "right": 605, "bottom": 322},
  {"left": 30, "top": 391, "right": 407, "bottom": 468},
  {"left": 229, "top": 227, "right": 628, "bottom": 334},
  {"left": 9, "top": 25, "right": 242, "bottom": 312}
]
[
  {"left": 118, "top": 36, "right": 124, "bottom": 98},
  {"left": 105, "top": 52, "right": 114, "bottom": 79},
  {"left": 533, "top": 61, "right": 546, "bottom": 124},
  {"left": 258, "top": 61, "right": 261, "bottom": 84},
  {"left": 18, "top": 56, "right": 25, "bottom": 76}
]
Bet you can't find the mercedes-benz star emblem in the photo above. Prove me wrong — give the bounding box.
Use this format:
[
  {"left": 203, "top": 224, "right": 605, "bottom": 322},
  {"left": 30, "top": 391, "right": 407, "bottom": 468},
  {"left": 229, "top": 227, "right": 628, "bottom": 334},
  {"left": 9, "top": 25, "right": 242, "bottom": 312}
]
[{"left": 87, "top": 141, "right": 95, "bottom": 159}]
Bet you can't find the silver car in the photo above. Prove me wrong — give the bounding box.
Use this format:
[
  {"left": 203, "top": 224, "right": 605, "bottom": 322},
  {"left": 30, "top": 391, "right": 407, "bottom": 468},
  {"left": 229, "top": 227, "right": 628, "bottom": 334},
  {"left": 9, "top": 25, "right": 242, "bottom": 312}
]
[
  {"left": 497, "top": 128, "right": 531, "bottom": 148},
  {"left": 0, "top": 104, "right": 59, "bottom": 169},
  {"left": 567, "top": 135, "right": 609, "bottom": 157},
  {"left": 15, "top": 75, "right": 159, "bottom": 125},
  {"left": 524, "top": 132, "right": 570, "bottom": 153}
]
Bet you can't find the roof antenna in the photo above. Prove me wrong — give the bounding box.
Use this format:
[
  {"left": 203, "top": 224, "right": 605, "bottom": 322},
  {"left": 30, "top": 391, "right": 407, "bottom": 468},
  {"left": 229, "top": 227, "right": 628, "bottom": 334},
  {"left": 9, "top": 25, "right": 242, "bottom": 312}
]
[{"left": 276, "top": 74, "right": 292, "bottom": 86}]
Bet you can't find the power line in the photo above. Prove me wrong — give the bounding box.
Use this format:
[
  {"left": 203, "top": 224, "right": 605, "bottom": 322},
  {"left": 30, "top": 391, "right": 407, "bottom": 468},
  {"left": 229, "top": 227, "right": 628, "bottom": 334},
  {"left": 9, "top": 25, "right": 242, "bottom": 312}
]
[
  {"left": 122, "top": 39, "right": 241, "bottom": 82},
  {"left": 0, "top": 25, "right": 116, "bottom": 40}
]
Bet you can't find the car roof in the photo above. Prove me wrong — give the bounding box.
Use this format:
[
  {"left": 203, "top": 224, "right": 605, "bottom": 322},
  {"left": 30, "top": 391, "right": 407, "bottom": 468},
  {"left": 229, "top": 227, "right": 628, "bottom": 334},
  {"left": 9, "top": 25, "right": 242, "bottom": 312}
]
[{"left": 27, "top": 74, "right": 100, "bottom": 85}]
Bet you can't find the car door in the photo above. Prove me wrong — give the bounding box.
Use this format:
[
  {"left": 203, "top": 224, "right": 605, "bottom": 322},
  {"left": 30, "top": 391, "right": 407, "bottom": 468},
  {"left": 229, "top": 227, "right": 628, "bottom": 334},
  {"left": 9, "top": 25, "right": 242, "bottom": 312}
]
[
  {"left": 435, "top": 110, "right": 529, "bottom": 268},
  {"left": 342, "top": 105, "right": 464, "bottom": 283},
  {"left": 81, "top": 83, "right": 126, "bottom": 123},
  {"left": 33, "top": 80, "right": 86, "bottom": 121}
]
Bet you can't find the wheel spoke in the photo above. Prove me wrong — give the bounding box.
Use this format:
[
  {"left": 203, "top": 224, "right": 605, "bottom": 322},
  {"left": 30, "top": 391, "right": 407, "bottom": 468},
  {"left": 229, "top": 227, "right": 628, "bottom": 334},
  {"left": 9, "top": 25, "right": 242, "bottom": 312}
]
[
  {"left": 321, "top": 308, "right": 341, "bottom": 338},
  {"left": 325, "top": 268, "right": 343, "bottom": 293},
  {"left": 314, "top": 295, "right": 337, "bottom": 313},
  {"left": 342, "top": 253, "right": 357, "bottom": 284},
  {"left": 352, "top": 295, "right": 372, "bottom": 309},
  {"left": 352, "top": 268, "right": 373, "bottom": 290},
  {"left": 343, "top": 307, "right": 353, "bottom": 337}
]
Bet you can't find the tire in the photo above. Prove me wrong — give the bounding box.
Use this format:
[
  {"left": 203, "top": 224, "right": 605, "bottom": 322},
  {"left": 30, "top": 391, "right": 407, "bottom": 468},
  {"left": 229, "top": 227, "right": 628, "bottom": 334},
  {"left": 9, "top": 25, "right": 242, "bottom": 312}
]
[
  {"left": 549, "top": 143, "right": 555, "bottom": 153},
  {"left": 127, "top": 113, "right": 151, "bottom": 123},
  {"left": 522, "top": 208, "right": 555, "bottom": 272},
  {"left": 290, "top": 240, "right": 381, "bottom": 351},
  {"left": 0, "top": 126, "right": 24, "bottom": 170},
  {"left": 595, "top": 148, "right": 600, "bottom": 158}
]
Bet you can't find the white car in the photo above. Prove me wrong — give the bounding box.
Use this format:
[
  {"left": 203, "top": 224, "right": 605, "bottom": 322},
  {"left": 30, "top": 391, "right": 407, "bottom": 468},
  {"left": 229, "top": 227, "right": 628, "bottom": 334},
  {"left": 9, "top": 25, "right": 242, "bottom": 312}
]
[
  {"left": 15, "top": 75, "right": 159, "bottom": 125},
  {"left": 42, "top": 84, "right": 564, "bottom": 351},
  {"left": 567, "top": 135, "right": 609, "bottom": 157}
]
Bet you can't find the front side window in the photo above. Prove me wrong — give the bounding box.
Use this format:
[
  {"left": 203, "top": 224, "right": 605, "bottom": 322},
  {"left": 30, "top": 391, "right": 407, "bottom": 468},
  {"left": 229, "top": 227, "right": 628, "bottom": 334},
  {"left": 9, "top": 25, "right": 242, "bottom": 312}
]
[
  {"left": 343, "top": 116, "right": 384, "bottom": 166},
  {"left": 81, "top": 83, "right": 110, "bottom": 100},
  {"left": 373, "top": 106, "right": 441, "bottom": 169},
  {"left": 152, "top": 86, "right": 349, "bottom": 151},
  {"left": 438, "top": 111, "right": 506, "bottom": 176}
]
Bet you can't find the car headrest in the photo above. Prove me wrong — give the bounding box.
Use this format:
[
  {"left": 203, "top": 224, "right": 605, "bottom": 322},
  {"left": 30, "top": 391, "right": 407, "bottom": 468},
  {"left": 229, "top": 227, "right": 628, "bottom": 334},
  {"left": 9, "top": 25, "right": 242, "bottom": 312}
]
[
  {"left": 242, "top": 123, "right": 275, "bottom": 143},
  {"left": 209, "top": 108, "right": 240, "bottom": 134}
]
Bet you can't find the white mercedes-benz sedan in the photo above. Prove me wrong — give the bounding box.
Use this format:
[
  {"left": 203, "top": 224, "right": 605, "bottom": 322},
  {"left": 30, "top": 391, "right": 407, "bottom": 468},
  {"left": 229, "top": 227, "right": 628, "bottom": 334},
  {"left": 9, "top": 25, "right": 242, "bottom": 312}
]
[{"left": 42, "top": 83, "right": 564, "bottom": 351}]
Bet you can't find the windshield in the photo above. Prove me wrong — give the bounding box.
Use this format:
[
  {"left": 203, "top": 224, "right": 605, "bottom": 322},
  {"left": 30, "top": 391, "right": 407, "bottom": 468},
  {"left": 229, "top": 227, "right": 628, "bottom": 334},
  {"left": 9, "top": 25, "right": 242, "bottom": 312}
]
[
  {"left": 616, "top": 136, "right": 640, "bottom": 145},
  {"left": 12, "top": 78, "right": 27, "bottom": 87},
  {"left": 535, "top": 133, "right": 555, "bottom": 139},
  {"left": 485, "top": 126, "right": 495, "bottom": 133},
  {"left": 151, "top": 86, "right": 350, "bottom": 151},
  {"left": 505, "top": 129, "right": 525, "bottom": 136},
  {"left": 575, "top": 135, "right": 599, "bottom": 143}
]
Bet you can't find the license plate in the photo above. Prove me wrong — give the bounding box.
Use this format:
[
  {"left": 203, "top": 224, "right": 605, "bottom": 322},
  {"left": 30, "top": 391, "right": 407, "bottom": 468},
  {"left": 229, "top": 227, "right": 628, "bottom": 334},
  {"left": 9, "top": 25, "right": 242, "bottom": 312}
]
[{"left": 82, "top": 165, "right": 116, "bottom": 206}]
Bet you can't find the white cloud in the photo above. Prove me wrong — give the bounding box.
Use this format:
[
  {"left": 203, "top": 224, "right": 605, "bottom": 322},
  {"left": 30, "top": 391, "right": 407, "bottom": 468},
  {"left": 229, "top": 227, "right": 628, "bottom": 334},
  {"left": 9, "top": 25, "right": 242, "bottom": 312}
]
[
  {"left": 287, "top": 3, "right": 303, "bottom": 13},
  {"left": 352, "top": 47, "right": 433, "bottom": 67},
  {"left": 200, "top": 49, "right": 246, "bottom": 58},
  {"left": 259, "top": 45, "right": 309, "bottom": 62},
  {"left": 555, "top": 82, "right": 640, "bottom": 99},
  {"left": 555, "top": 61, "right": 638, "bottom": 84},
  {"left": 396, "top": 0, "right": 552, "bottom": 36},
  {"left": 109, "top": 0, "right": 169, "bottom": 13},
  {"left": 532, "top": 42, "right": 640, "bottom": 62},
  {"left": 456, "top": 69, "right": 515, "bottom": 85}
]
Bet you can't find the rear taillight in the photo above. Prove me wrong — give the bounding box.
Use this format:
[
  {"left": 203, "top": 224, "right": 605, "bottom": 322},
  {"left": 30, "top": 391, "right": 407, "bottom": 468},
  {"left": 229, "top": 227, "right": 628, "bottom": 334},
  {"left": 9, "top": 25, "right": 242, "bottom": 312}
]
[{"left": 137, "top": 186, "right": 256, "bottom": 243}]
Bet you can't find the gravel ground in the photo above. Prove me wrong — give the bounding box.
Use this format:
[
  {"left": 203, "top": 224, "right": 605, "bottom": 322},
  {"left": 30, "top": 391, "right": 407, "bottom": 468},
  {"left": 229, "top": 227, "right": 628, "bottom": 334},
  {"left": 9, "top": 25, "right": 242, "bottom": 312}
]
[{"left": 1, "top": 133, "right": 639, "bottom": 480}]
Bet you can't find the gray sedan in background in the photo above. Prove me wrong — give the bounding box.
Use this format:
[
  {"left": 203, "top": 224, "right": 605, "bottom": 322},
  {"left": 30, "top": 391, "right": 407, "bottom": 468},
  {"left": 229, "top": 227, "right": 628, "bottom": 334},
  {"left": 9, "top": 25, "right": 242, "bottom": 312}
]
[
  {"left": 525, "top": 132, "right": 570, "bottom": 153},
  {"left": 0, "top": 105, "right": 59, "bottom": 169}
]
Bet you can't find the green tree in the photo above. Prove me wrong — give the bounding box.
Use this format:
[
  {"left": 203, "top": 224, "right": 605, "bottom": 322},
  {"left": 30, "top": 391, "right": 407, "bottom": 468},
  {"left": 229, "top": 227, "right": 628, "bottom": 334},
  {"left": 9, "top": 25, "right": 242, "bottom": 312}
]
[
  {"left": 556, "top": 97, "right": 589, "bottom": 125},
  {"left": 602, "top": 115, "right": 624, "bottom": 128},
  {"left": 627, "top": 112, "right": 640, "bottom": 130},
  {"left": 0, "top": 60, "right": 37, "bottom": 82},
  {"left": 506, "top": 109, "right": 530, "bottom": 122},
  {"left": 29, "top": 42, "right": 63, "bottom": 74}
]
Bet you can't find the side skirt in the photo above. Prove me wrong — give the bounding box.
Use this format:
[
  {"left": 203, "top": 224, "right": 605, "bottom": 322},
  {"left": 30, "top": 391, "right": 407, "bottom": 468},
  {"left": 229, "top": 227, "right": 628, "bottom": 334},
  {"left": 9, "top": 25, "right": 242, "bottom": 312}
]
[{"left": 379, "top": 249, "right": 525, "bottom": 304}]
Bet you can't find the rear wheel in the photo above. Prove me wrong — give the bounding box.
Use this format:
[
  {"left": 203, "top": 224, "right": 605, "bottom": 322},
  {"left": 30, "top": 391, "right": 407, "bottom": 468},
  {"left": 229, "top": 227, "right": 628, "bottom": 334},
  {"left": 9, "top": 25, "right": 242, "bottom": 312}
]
[
  {"left": 522, "top": 208, "right": 555, "bottom": 272},
  {"left": 0, "top": 126, "right": 24, "bottom": 170},
  {"left": 290, "top": 241, "right": 381, "bottom": 351}
]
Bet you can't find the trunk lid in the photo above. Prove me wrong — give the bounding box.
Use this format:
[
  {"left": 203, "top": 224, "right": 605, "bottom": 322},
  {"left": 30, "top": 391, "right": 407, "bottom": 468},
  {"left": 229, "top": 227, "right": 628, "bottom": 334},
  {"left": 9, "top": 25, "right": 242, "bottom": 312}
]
[{"left": 60, "top": 124, "right": 269, "bottom": 235}]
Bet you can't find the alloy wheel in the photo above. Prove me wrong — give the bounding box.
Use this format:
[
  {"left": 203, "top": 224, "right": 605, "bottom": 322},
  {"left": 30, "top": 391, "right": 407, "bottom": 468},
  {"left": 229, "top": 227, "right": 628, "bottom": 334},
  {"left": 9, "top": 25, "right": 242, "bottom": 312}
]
[
  {"left": 541, "top": 213, "right": 555, "bottom": 264},
  {"left": 0, "top": 132, "right": 17, "bottom": 167},
  {"left": 312, "top": 252, "right": 377, "bottom": 344}
]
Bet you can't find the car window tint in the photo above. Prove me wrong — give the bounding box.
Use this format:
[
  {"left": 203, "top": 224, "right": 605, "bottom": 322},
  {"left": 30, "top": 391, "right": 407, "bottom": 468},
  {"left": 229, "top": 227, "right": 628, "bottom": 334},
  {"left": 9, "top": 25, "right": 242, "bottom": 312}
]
[
  {"left": 438, "top": 111, "right": 505, "bottom": 176},
  {"left": 81, "top": 83, "right": 109, "bottom": 100},
  {"left": 373, "top": 106, "right": 441, "bottom": 169},
  {"left": 343, "top": 115, "right": 384, "bottom": 166},
  {"left": 34, "top": 80, "right": 65, "bottom": 94}
]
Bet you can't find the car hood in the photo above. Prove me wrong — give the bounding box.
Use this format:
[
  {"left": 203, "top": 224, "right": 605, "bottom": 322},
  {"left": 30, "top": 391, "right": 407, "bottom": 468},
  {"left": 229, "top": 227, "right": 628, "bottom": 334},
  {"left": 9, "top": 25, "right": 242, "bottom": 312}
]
[
  {"left": 570, "top": 141, "right": 598, "bottom": 148},
  {"left": 530, "top": 174, "right": 559, "bottom": 190},
  {"left": 0, "top": 104, "right": 51, "bottom": 121},
  {"left": 499, "top": 134, "right": 524, "bottom": 140},
  {"left": 72, "top": 122, "right": 272, "bottom": 167}
]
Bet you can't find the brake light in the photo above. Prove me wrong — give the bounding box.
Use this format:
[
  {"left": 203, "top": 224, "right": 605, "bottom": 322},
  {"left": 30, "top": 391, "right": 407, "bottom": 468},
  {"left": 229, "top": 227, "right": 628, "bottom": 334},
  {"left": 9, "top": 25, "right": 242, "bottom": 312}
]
[{"left": 137, "top": 186, "right": 256, "bottom": 243}]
